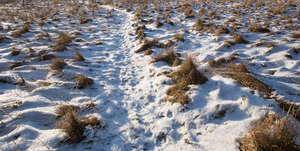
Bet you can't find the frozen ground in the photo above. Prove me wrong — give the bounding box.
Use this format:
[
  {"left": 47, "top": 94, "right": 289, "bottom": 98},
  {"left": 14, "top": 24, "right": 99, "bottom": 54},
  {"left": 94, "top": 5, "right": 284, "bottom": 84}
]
[{"left": 0, "top": 1, "right": 299, "bottom": 151}]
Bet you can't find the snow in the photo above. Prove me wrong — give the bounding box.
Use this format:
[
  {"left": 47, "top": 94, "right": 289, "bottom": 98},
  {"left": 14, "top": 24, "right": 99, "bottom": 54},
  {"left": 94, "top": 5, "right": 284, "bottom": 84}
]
[{"left": 0, "top": 1, "right": 299, "bottom": 151}]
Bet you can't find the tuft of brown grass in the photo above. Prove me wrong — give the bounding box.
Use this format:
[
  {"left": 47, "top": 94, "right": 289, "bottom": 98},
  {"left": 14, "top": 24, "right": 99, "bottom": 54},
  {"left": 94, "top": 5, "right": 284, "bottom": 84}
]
[
  {"left": 144, "top": 49, "right": 153, "bottom": 55},
  {"left": 56, "top": 112, "right": 86, "bottom": 143},
  {"left": 219, "top": 64, "right": 271, "bottom": 96},
  {"left": 50, "top": 59, "right": 67, "bottom": 70},
  {"left": 166, "top": 56, "right": 208, "bottom": 104},
  {"left": 135, "top": 39, "right": 158, "bottom": 53},
  {"left": 56, "top": 105, "right": 80, "bottom": 118},
  {"left": 239, "top": 114, "right": 300, "bottom": 151},
  {"left": 248, "top": 24, "right": 270, "bottom": 33},
  {"left": 208, "top": 56, "right": 237, "bottom": 68},
  {"left": 278, "top": 101, "right": 300, "bottom": 121},
  {"left": 193, "top": 18, "right": 203, "bottom": 31},
  {"left": 184, "top": 7, "right": 195, "bottom": 18},
  {"left": 168, "top": 56, "right": 208, "bottom": 85},
  {"left": 79, "top": 17, "right": 92, "bottom": 24},
  {"left": 73, "top": 50, "right": 85, "bottom": 62},
  {"left": 52, "top": 44, "right": 67, "bottom": 52},
  {"left": 55, "top": 105, "right": 100, "bottom": 143},
  {"left": 40, "top": 54, "right": 56, "bottom": 61},
  {"left": 225, "top": 33, "right": 249, "bottom": 45},
  {"left": 215, "top": 26, "right": 230, "bottom": 36},
  {"left": 173, "top": 34, "right": 184, "bottom": 42},
  {"left": 54, "top": 32, "right": 72, "bottom": 46},
  {"left": 135, "top": 25, "right": 145, "bottom": 41},
  {"left": 151, "top": 50, "right": 182, "bottom": 67},
  {"left": 74, "top": 74, "right": 93, "bottom": 89},
  {"left": 11, "top": 23, "right": 30, "bottom": 38}
]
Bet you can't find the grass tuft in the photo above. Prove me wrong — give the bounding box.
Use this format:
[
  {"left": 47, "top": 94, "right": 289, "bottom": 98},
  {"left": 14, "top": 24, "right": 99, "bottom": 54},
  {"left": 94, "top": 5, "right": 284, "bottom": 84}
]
[
  {"left": 50, "top": 59, "right": 67, "bottom": 70},
  {"left": 248, "top": 24, "right": 271, "bottom": 33},
  {"left": 152, "top": 50, "right": 181, "bottom": 66},
  {"left": 56, "top": 112, "right": 85, "bottom": 143},
  {"left": 11, "top": 23, "right": 30, "bottom": 38},
  {"left": 54, "top": 32, "right": 72, "bottom": 46},
  {"left": 74, "top": 74, "right": 93, "bottom": 89},
  {"left": 73, "top": 50, "right": 85, "bottom": 62},
  {"left": 135, "top": 39, "right": 158, "bottom": 53},
  {"left": 239, "top": 114, "right": 300, "bottom": 151},
  {"left": 166, "top": 56, "right": 208, "bottom": 104}
]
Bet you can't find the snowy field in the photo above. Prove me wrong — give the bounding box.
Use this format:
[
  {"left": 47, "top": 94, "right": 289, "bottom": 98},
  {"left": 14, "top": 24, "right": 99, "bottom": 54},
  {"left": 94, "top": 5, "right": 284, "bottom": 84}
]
[{"left": 0, "top": 0, "right": 300, "bottom": 151}]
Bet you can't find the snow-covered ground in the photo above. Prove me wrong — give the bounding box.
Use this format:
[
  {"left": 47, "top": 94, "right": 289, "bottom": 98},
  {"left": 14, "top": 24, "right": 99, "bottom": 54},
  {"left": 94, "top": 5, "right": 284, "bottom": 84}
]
[{"left": 0, "top": 1, "right": 299, "bottom": 151}]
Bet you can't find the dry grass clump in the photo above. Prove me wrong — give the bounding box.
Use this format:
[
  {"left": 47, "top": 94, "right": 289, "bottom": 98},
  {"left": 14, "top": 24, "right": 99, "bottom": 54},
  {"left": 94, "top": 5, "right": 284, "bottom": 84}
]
[
  {"left": 39, "top": 54, "right": 56, "bottom": 61},
  {"left": 54, "top": 32, "right": 72, "bottom": 46},
  {"left": 56, "top": 112, "right": 86, "bottom": 143},
  {"left": 79, "top": 17, "right": 92, "bottom": 24},
  {"left": 239, "top": 114, "right": 300, "bottom": 151},
  {"left": 184, "top": 7, "right": 195, "bottom": 18},
  {"left": 215, "top": 26, "right": 230, "bottom": 36},
  {"left": 220, "top": 64, "right": 271, "bottom": 96},
  {"left": 193, "top": 18, "right": 203, "bottom": 31},
  {"left": 278, "top": 101, "right": 300, "bottom": 121},
  {"left": 168, "top": 57, "right": 208, "bottom": 85},
  {"left": 166, "top": 56, "right": 208, "bottom": 104},
  {"left": 144, "top": 49, "right": 153, "bottom": 55},
  {"left": 208, "top": 56, "right": 237, "bottom": 68},
  {"left": 225, "top": 33, "right": 249, "bottom": 45},
  {"left": 73, "top": 50, "right": 85, "bottom": 62},
  {"left": 52, "top": 44, "right": 67, "bottom": 52},
  {"left": 56, "top": 105, "right": 80, "bottom": 118},
  {"left": 135, "top": 39, "right": 158, "bottom": 53},
  {"left": 50, "top": 59, "right": 67, "bottom": 70},
  {"left": 74, "top": 74, "right": 93, "bottom": 89},
  {"left": 56, "top": 105, "right": 100, "bottom": 143},
  {"left": 135, "top": 25, "right": 146, "bottom": 41},
  {"left": 151, "top": 50, "right": 182, "bottom": 66},
  {"left": 254, "top": 42, "right": 276, "bottom": 48},
  {"left": 173, "top": 34, "right": 184, "bottom": 42},
  {"left": 11, "top": 23, "right": 30, "bottom": 38},
  {"left": 248, "top": 24, "right": 270, "bottom": 33}
]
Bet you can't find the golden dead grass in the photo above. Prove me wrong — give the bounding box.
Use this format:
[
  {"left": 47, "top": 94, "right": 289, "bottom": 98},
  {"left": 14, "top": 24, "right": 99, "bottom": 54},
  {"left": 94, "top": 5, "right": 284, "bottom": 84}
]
[
  {"left": 11, "top": 23, "right": 30, "bottom": 38},
  {"left": 166, "top": 56, "right": 208, "bottom": 104},
  {"left": 248, "top": 24, "right": 271, "bottom": 33},
  {"left": 208, "top": 56, "right": 237, "bottom": 68},
  {"left": 73, "top": 50, "right": 85, "bottom": 62},
  {"left": 239, "top": 114, "right": 300, "bottom": 151},
  {"left": 151, "top": 49, "right": 182, "bottom": 67},
  {"left": 39, "top": 54, "right": 56, "bottom": 61},
  {"left": 219, "top": 64, "right": 272, "bottom": 96},
  {"left": 56, "top": 105, "right": 80, "bottom": 118},
  {"left": 54, "top": 32, "right": 72, "bottom": 46},
  {"left": 74, "top": 74, "right": 93, "bottom": 89},
  {"left": 56, "top": 112, "right": 86, "bottom": 143},
  {"left": 278, "top": 101, "right": 300, "bottom": 121},
  {"left": 135, "top": 39, "right": 158, "bottom": 53},
  {"left": 225, "top": 33, "right": 249, "bottom": 46},
  {"left": 50, "top": 59, "right": 67, "bottom": 70},
  {"left": 55, "top": 105, "right": 100, "bottom": 143}
]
